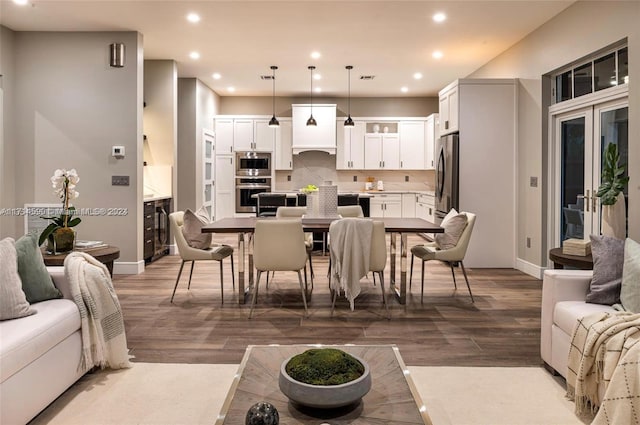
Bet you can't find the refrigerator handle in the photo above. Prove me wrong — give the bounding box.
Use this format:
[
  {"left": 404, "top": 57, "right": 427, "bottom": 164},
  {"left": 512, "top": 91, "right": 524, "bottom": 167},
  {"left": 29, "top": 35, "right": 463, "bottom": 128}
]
[{"left": 436, "top": 147, "right": 446, "bottom": 200}]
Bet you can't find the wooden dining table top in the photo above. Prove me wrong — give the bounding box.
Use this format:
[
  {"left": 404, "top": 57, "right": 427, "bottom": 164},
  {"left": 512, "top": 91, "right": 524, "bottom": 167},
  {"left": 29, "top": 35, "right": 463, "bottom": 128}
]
[{"left": 202, "top": 216, "right": 444, "bottom": 234}]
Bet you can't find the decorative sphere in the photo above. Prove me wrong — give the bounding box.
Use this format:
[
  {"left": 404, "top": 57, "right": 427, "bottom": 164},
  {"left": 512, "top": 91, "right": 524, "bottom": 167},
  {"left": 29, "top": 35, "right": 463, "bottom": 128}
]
[{"left": 245, "top": 402, "right": 279, "bottom": 425}]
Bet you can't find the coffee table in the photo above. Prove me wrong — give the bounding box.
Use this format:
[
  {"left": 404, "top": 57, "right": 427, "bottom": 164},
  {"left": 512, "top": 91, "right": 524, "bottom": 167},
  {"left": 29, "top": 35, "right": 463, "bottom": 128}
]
[
  {"left": 215, "top": 344, "right": 433, "bottom": 424},
  {"left": 42, "top": 245, "right": 120, "bottom": 277}
]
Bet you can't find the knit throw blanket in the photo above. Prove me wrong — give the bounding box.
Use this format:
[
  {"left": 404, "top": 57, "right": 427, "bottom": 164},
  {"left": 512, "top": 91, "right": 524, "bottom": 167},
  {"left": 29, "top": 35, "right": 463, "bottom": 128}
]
[
  {"left": 64, "top": 252, "right": 132, "bottom": 371},
  {"left": 566, "top": 311, "right": 640, "bottom": 417}
]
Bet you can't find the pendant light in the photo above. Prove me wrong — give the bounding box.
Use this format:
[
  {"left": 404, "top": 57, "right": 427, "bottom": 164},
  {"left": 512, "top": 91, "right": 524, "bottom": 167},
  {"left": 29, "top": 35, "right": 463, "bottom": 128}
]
[
  {"left": 268, "top": 65, "right": 280, "bottom": 128},
  {"left": 344, "top": 65, "right": 354, "bottom": 127},
  {"left": 306, "top": 65, "right": 317, "bottom": 126}
]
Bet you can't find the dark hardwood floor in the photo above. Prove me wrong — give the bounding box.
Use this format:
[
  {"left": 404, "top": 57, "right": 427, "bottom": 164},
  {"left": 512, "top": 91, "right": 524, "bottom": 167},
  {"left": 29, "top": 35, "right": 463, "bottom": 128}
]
[{"left": 113, "top": 234, "right": 543, "bottom": 366}]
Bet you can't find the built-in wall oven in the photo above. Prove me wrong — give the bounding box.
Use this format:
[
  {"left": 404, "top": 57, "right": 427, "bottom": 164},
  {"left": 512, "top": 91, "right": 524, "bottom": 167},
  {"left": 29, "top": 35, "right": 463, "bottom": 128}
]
[{"left": 235, "top": 152, "right": 272, "bottom": 213}]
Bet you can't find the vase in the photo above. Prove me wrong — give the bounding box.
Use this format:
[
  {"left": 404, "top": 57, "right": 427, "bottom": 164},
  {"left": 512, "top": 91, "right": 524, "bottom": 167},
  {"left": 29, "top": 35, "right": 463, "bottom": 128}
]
[
  {"left": 47, "top": 227, "right": 76, "bottom": 254},
  {"left": 601, "top": 192, "right": 626, "bottom": 239}
]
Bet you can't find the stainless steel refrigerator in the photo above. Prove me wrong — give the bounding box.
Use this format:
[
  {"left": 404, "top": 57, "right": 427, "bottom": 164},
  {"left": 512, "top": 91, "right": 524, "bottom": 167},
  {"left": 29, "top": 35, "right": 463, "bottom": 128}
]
[{"left": 434, "top": 133, "right": 459, "bottom": 224}]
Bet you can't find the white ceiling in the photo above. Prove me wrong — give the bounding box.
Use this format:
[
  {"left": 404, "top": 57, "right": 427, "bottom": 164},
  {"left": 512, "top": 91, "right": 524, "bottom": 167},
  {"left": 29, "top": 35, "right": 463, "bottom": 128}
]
[{"left": 0, "top": 0, "right": 574, "bottom": 97}]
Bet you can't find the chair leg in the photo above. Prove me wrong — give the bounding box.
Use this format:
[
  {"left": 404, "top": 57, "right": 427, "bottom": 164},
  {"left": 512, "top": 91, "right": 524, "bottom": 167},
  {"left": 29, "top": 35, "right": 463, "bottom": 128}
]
[
  {"left": 266, "top": 270, "right": 270, "bottom": 290},
  {"left": 187, "top": 261, "right": 195, "bottom": 289},
  {"left": 409, "top": 254, "right": 414, "bottom": 290},
  {"left": 230, "top": 254, "right": 235, "bottom": 290},
  {"left": 249, "top": 270, "right": 262, "bottom": 319},
  {"left": 171, "top": 260, "right": 186, "bottom": 303},
  {"left": 303, "top": 266, "right": 309, "bottom": 293},
  {"left": 331, "top": 285, "right": 339, "bottom": 316},
  {"left": 297, "top": 270, "right": 309, "bottom": 318},
  {"left": 378, "top": 271, "right": 390, "bottom": 319},
  {"left": 450, "top": 263, "right": 458, "bottom": 289},
  {"left": 308, "top": 252, "right": 314, "bottom": 290},
  {"left": 420, "top": 260, "right": 425, "bottom": 304},
  {"left": 372, "top": 273, "right": 376, "bottom": 286},
  {"left": 219, "top": 260, "right": 224, "bottom": 304},
  {"left": 460, "top": 261, "right": 474, "bottom": 303}
]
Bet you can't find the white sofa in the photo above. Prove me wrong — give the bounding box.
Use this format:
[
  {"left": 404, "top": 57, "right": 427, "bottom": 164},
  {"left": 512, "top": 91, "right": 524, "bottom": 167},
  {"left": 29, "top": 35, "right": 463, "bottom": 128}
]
[
  {"left": 541, "top": 269, "right": 617, "bottom": 378},
  {"left": 0, "top": 267, "right": 89, "bottom": 425}
]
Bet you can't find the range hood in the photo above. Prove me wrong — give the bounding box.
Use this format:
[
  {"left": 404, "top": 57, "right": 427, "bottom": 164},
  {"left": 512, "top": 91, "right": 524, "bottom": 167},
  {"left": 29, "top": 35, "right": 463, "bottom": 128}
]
[{"left": 292, "top": 104, "right": 337, "bottom": 155}]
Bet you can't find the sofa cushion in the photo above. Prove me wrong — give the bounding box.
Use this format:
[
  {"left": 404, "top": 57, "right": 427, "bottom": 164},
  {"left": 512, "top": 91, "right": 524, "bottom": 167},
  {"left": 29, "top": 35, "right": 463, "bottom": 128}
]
[
  {"left": 0, "top": 298, "right": 80, "bottom": 383},
  {"left": 0, "top": 237, "right": 36, "bottom": 321},
  {"left": 16, "top": 232, "right": 63, "bottom": 303},
  {"left": 586, "top": 234, "right": 624, "bottom": 305},
  {"left": 553, "top": 301, "right": 616, "bottom": 335},
  {"left": 621, "top": 238, "right": 640, "bottom": 313}
]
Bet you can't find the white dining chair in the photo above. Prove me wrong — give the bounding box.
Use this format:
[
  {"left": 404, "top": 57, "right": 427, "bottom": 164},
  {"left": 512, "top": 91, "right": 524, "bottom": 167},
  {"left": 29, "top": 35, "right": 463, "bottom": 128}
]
[{"left": 276, "top": 206, "right": 314, "bottom": 288}]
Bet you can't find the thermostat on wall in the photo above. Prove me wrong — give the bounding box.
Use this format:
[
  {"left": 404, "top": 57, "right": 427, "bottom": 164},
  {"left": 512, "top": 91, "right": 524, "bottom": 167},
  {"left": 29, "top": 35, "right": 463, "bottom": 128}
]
[{"left": 112, "top": 146, "right": 125, "bottom": 158}]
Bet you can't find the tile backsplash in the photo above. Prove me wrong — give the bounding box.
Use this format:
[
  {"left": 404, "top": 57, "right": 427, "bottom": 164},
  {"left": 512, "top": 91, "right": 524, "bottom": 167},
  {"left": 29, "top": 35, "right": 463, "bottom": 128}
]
[{"left": 275, "top": 151, "right": 435, "bottom": 192}]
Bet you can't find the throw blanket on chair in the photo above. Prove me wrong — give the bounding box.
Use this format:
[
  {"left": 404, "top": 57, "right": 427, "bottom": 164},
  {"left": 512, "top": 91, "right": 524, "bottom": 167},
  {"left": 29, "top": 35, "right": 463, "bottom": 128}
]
[
  {"left": 329, "top": 218, "right": 373, "bottom": 310},
  {"left": 64, "top": 252, "right": 132, "bottom": 371},
  {"left": 566, "top": 311, "right": 640, "bottom": 416}
]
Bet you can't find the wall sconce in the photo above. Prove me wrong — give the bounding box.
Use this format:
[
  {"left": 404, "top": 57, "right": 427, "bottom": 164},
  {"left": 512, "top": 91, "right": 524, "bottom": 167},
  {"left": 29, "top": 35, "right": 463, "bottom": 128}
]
[{"left": 109, "top": 43, "right": 125, "bottom": 68}]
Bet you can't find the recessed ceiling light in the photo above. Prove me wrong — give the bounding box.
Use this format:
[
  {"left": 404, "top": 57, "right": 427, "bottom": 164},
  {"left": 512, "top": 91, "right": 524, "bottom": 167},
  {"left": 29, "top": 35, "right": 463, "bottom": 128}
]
[
  {"left": 401, "top": 87, "right": 409, "bottom": 93},
  {"left": 433, "top": 12, "right": 446, "bottom": 23},
  {"left": 186, "top": 13, "right": 200, "bottom": 23},
  {"left": 13, "top": 0, "right": 28, "bottom": 5},
  {"left": 314, "top": 74, "right": 322, "bottom": 80},
  {"left": 413, "top": 72, "right": 423, "bottom": 80},
  {"left": 212, "top": 73, "right": 221, "bottom": 80},
  {"left": 227, "top": 86, "right": 235, "bottom": 92},
  {"left": 189, "top": 51, "right": 200, "bottom": 60},
  {"left": 432, "top": 50, "right": 444, "bottom": 60},
  {"left": 310, "top": 51, "right": 321, "bottom": 60}
]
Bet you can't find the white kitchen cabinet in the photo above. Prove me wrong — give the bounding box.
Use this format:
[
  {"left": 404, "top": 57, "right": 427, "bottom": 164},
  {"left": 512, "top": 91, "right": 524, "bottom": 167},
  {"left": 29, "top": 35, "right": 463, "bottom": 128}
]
[
  {"left": 399, "top": 121, "right": 425, "bottom": 169},
  {"left": 214, "top": 119, "right": 235, "bottom": 155},
  {"left": 439, "top": 84, "right": 459, "bottom": 136},
  {"left": 234, "top": 119, "right": 274, "bottom": 152},
  {"left": 233, "top": 119, "right": 254, "bottom": 151},
  {"left": 253, "top": 119, "right": 275, "bottom": 151},
  {"left": 364, "top": 133, "right": 400, "bottom": 170},
  {"left": 275, "top": 119, "right": 292, "bottom": 170},
  {"left": 214, "top": 155, "right": 235, "bottom": 220},
  {"left": 401, "top": 194, "right": 416, "bottom": 218},
  {"left": 369, "top": 194, "right": 402, "bottom": 218},
  {"left": 337, "top": 121, "right": 365, "bottom": 169},
  {"left": 425, "top": 114, "right": 438, "bottom": 170},
  {"left": 416, "top": 194, "right": 435, "bottom": 222},
  {"left": 292, "top": 104, "right": 337, "bottom": 154}
]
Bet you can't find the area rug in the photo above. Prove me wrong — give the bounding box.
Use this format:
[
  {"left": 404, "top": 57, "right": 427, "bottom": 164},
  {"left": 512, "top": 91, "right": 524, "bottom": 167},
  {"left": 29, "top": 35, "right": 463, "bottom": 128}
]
[{"left": 31, "top": 363, "right": 589, "bottom": 425}]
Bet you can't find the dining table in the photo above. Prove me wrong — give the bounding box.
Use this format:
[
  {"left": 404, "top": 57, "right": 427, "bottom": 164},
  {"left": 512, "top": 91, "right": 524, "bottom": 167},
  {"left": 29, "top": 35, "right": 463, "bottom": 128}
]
[{"left": 202, "top": 217, "right": 443, "bottom": 305}]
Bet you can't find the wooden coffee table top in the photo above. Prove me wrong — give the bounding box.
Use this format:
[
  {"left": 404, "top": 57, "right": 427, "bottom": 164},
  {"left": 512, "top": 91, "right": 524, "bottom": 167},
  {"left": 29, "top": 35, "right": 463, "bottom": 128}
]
[
  {"left": 216, "top": 344, "right": 432, "bottom": 425},
  {"left": 548, "top": 247, "right": 593, "bottom": 270},
  {"left": 41, "top": 245, "right": 120, "bottom": 266}
]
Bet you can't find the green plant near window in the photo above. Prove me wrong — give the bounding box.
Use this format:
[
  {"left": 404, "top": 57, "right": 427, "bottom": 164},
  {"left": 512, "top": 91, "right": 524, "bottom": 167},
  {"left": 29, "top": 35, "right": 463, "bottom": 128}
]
[{"left": 596, "top": 143, "right": 629, "bottom": 205}]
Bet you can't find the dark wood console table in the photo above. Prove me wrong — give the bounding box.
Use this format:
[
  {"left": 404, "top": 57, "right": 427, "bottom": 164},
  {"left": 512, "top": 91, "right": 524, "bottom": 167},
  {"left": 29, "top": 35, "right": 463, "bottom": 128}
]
[
  {"left": 548, "top": 247, "right": 593, "bottom": 270},
  {"left": 42, "top": 246, "right": 120, "bottom": 277}
]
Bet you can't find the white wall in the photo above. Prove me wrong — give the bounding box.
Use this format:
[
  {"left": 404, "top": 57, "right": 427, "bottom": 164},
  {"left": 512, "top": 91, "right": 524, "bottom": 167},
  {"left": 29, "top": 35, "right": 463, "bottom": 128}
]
[
  {"left": 10, "top": 31, "right": 144, "bottom": 266},
  {"left": 469, "top": 0, "right": 640, "bottom": 272},
  {"left": 0, "top": 26, "right": 17, "bottom": 237}
]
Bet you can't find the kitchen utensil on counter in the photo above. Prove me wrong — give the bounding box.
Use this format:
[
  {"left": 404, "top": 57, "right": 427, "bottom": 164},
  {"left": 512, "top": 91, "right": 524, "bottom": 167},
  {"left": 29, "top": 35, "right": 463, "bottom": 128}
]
[{"left": 377, "top": 180, "right": 384, "bottom": 191}]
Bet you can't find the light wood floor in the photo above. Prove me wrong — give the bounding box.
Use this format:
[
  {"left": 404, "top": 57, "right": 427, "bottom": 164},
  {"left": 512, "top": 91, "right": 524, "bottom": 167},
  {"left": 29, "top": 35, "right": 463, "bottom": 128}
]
[{"left": 113, "top": 233, "right": 543, "bottom": 366}]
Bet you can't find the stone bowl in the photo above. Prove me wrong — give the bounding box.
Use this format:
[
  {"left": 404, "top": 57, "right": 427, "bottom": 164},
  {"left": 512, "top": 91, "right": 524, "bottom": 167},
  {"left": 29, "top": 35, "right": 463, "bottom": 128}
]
[{"left": 278, "top": 353, "right": 371, "bottom": 409}]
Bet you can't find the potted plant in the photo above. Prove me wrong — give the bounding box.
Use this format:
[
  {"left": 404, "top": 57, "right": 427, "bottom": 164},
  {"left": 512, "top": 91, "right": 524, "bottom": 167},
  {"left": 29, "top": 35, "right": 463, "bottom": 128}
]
[
  {"left": 39, "top": 169, "right": 82, "bottom": 253},
  {"left": 597, "top": 143, "right": 629, "bottom": 239}
]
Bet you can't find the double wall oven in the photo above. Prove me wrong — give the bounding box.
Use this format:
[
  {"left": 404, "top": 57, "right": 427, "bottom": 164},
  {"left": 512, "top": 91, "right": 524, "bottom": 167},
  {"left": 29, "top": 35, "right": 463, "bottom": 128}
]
[{"left": 235, "top": 152, "right": 272, "bottom": 213}]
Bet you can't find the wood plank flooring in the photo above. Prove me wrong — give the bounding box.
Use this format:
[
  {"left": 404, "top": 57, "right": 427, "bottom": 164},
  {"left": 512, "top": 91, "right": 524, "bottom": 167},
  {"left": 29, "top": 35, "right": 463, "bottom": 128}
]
[{"left": 113, "top": 233, "right": 543, "bottom": 367}]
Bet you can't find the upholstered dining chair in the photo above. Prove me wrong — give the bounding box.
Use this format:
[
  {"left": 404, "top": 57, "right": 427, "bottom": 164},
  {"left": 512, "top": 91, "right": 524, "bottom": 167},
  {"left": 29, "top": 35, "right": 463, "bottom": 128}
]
[
  {"left": 338, "top": 193, "right": 359, "bottom": 206},
  {"left": 256, "top": 193, "right": 287, "bottom": 217},
  {"left": 275, "top": 206, "right": 314, "bottom": 287},
  {"left": 337, "top": 205, "right": 364, "bottom": 218},
  {"left": 249, "top": 219, "right": 310, "bottom": 319},
  {"left": 330, "top": 219, "right": 389, "bottom": 318},
  {"left": 409, "top": 212, "right": 476, "bottom": 303},
  {"left": 169, "top": 211, "right": 234, "bottom": 304}
]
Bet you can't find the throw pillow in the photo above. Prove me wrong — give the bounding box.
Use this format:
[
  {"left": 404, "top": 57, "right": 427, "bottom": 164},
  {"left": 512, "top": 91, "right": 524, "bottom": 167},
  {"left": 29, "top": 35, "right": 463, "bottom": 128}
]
[
  {"left": 621, "top": 238, "right": 640, "bottom": 313},
  {"left": 435, "top": 212, "right": 468, "bottom": 250},
  {"left": 0, "top": 237, "right": 36, "bottom": 320},
  {"left": 182, "top": 209, "right": 212, "bottom": 250},
  {"left": 440, "top": 208, "right": 459, "bottom": 226},
  {"left": 585, "top": 235, "right": 624, "bottom": 305},
  {"left": 194, "top": 205, "right": 211, "bottom": 223},
  {"left": 16, "top": 232, "right": 63, "bottom": 303}
]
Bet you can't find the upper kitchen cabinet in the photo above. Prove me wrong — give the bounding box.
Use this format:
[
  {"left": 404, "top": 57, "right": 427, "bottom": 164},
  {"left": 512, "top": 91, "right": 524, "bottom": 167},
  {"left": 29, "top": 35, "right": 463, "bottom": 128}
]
[
  {"left": 275, "top": 119, "right": 293, "bottom": 170},
  {"left": 439, "top": 83, "right": 459, "bottom": 136},
  {"left": 364, "top": 133, "right": 400, "bottom": 169},
  {"left": 292, "top": 104, "right": 337, "bottom": 154},
  {"left": 399, "top": 121, "right": 425, "bottom": 169},
  {"left": 214, "top": 118, "right": 235, "bottom": 155},
  {"left": 425, "top": 113, "right": 438, "bottom": 170},
  {"left": 234, "top": 119, "right": 275, "bottom": 152},
  {"left": 336, "top": 121, "right": 365, "bottom": 170}
]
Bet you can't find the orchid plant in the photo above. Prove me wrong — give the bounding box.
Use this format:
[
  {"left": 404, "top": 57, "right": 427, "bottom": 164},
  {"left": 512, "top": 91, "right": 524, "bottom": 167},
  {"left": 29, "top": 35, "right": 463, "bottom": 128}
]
[{"left": 38, "top": 169, "right": 82, "bottom": 246}]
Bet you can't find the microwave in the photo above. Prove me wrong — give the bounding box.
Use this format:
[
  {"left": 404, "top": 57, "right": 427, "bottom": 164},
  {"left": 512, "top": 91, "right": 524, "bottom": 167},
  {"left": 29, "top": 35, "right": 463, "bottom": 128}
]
[{"left": 235, "top": 152, "right": 271, "bottom": 177}]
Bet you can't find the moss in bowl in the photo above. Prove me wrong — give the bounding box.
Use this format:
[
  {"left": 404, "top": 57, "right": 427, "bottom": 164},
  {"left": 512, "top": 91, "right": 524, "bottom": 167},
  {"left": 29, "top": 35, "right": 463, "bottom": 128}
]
[{"left": 279, "top": 348, "right": 371, "bottom": 409}]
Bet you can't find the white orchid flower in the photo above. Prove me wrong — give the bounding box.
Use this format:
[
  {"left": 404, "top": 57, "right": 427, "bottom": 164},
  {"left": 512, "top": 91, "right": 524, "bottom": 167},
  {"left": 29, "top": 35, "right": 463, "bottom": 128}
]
[{"left": 67, "top": 169, "right": 80, "bottom": 185}]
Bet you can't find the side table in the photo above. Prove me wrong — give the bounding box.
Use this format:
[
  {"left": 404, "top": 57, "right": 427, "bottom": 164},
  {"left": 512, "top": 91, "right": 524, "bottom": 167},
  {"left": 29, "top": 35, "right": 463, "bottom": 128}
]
[
  {"left": 42, "top": 246, "right": 120, "bottom": 277},
  {"left": 548, "top": 247, "right": 593, "bottom": 270}
]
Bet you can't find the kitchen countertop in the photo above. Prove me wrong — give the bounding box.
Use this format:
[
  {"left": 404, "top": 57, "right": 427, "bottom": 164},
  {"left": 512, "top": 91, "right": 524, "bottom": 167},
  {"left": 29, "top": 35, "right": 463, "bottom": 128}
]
[
  {"left": 271, "top": 190, "right": 435, "bottom": 197},
  {"left": 143, "top": 194, "right": 172, "bottom": 202}
]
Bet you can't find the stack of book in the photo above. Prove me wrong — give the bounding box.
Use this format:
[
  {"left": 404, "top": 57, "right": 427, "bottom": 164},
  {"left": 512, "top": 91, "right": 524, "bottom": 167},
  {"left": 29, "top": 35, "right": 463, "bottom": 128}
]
[
  {"left": 562, "top": 238, "right": 591, "bottom": 256},
  {"left": 75, "top": 240, "right": 107, "bottom": 250}
]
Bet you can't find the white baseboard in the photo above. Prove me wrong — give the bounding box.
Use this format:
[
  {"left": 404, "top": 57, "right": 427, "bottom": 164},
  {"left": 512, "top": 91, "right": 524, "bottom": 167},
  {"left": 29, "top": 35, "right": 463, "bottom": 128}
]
[
  {"left": 113, "top": 261, "right": 144, "bottom": 275},
  {"left": 516, "top": 258, "right": 545, "bottom": 279}
]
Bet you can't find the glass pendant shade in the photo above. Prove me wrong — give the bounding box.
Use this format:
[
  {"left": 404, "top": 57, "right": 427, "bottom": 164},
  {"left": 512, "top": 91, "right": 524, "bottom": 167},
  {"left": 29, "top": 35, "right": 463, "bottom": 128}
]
[
  {"left": 307, "top": 65, "right": 316, "bottom": 126},
  {"left": 269, "top": 65, "right": 280, "bottom": 127}
]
